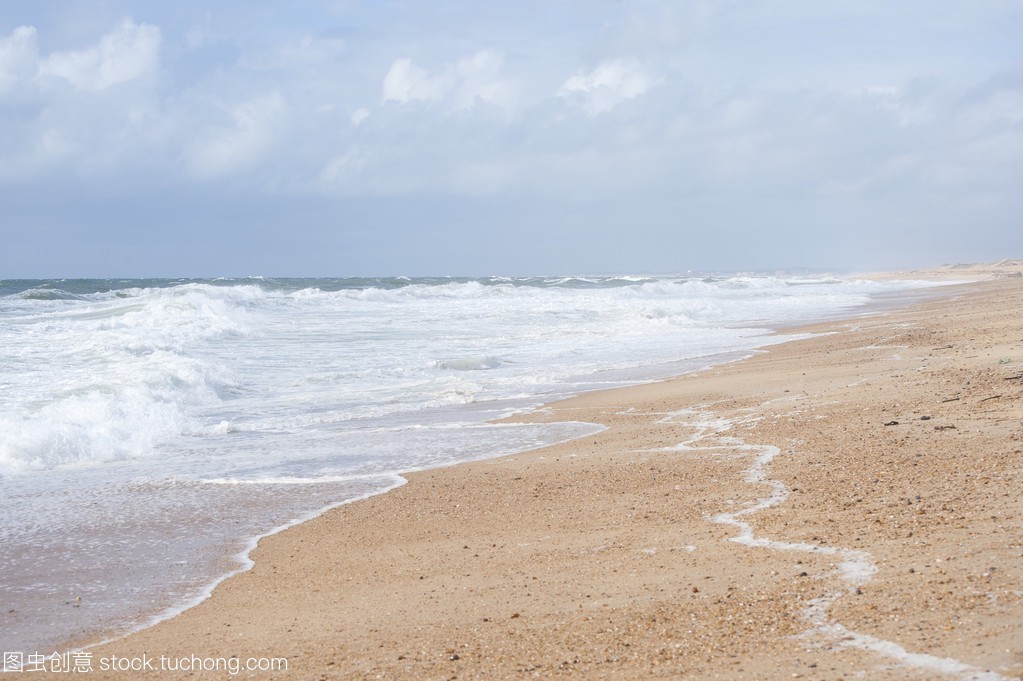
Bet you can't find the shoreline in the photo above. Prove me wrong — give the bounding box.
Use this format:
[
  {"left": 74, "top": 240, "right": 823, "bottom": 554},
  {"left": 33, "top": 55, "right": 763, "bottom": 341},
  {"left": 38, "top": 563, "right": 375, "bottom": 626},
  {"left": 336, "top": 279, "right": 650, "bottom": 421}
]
[
  {"left": 59, "top": 275, "right": 951, "bottom": 653},
  {"left": 60, "top": 267, "right": 1023, "bottom": 678},
  {"left": 22, "top": 275, "right": 895, "bottom": 651}
]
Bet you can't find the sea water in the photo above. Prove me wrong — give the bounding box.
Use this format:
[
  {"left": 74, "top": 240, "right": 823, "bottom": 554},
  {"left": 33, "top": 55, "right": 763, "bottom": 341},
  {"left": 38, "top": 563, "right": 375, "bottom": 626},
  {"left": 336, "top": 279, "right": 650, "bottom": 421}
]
[{"left": 0, "top": 275, "right": 949, "bottom": 652}]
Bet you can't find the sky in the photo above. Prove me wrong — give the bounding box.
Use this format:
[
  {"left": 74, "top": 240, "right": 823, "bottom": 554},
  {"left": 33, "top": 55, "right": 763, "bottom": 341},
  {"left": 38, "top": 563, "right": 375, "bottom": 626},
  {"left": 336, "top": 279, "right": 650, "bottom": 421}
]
[{"left": 1, "top": 0, "right": 1021, "bottom": 277}]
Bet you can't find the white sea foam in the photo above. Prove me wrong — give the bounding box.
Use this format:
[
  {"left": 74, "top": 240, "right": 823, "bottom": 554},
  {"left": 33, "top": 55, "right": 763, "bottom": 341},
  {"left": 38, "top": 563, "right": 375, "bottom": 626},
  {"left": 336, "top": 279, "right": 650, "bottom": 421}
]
[
  {"left": 3, "top": 275, "right": 895, "bottom": 474},
  {"left": 656, "top": 408, "right": 1018, "bottom": 681},
  {"left": 437, "top": 356, "right": 505, "bottom": 371}
]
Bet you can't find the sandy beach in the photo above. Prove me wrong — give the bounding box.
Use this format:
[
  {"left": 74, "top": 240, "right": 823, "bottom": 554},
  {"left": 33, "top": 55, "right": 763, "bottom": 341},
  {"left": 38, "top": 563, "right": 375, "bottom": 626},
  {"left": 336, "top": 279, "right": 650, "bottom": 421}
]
[{"left": 67, "top": 265, "right": 1023, "bottom": 680}]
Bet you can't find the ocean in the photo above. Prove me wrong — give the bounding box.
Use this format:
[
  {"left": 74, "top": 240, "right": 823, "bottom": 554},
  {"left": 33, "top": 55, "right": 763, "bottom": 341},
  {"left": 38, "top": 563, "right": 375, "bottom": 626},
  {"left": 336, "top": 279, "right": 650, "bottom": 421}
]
[{"left": 0, "top": 275, "right": 948, "bottom": 653}]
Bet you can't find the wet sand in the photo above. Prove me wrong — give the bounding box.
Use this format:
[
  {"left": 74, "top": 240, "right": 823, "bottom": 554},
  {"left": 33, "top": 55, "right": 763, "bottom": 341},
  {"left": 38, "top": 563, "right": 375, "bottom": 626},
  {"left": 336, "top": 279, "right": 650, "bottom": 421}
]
[{"left": 72, "top": 264, "right": 1023, "bottom": 679}]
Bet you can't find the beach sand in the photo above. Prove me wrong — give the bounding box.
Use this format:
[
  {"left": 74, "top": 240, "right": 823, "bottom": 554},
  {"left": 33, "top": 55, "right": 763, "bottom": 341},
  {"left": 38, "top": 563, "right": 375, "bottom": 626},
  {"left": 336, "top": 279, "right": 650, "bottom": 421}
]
[{"left": 70, "top": 265, "right": 1023, "bottom": 679}]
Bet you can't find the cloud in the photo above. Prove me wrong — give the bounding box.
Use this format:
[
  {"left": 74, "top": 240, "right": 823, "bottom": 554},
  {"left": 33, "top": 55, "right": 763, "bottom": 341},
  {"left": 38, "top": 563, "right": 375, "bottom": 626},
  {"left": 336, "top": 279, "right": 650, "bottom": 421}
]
[
  {"left": 350, "top": 107, "right": 370, "bottom": 126},
  {"left": 558, "top": 59, "right": 655, "bottom": 114},
  {"left": 318, "top": 145, "right": 370, "bottom": 187},
  {"left": 0, "top": 128, "right": 76, "bottom": 183},
  {"left": 0, "top": 26, "right": 39, "bottom": 94},
  {"left": 37, "top": 19, "right": 161, "bottom": 91},
  {"left": 449, "top": 50, "right": 517, "bottom": 110},
  {"left": 0, "top": 19, "right": 167, "bottom": 184},
  {"left": 382, "top": 57, "right": 447, "bottom": 103},
  {"left": 381, "top": 50, "right": 516, "bottom": 110},
  {"left": 2, "top": 2, "right": 1022, "bottom": 275},
  {"left": 184, "top": 93, "right": 287, "bottom": 179}
]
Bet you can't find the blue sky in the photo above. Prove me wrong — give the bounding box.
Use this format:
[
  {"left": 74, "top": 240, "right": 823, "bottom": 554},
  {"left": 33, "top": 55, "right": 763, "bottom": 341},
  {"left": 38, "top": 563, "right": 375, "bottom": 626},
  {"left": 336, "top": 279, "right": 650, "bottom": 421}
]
[{"left": 1, "top": 1, "right": 1021, "bottom": 276}]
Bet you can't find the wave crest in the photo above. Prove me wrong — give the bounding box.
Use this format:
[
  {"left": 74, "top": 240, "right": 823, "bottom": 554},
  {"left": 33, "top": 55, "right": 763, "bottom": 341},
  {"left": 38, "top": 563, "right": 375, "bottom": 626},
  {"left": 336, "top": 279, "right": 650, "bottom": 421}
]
[{"left": 437, "top": 356, "right": 505, "bottom": 371}]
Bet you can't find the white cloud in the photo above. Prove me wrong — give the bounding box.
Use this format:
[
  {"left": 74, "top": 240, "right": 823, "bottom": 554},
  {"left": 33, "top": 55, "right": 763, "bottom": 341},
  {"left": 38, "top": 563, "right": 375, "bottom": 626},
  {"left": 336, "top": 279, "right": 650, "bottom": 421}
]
[
  {"left": 1, "top": 4, "right": 1020, "bottom": 224},
  {"left": 0, "top": 21, "right": 168, "bottom": 183},
  {"left": 381, "top": 51, "right": 516, "bottom": 111},
  {"left": 0, "top": 1, "right": 1021, "bottom": 275},
  {"left": 37, "top": 19, "right": 161, "bottom": 91},
  {"left": 558, "top": 58, "right": 655, "bottom": 115},
  {"left": 0, "top": 128, "right": 76, "bottom": 182},
  {"left": 184, "top": 93, "right": 286, "bottom": 179},
  {"left": 855, "top": 86, "right": 936, "bottom": 128},
  {"left": 0, "top": 26, "right": 39, "bottom": 94},
  {"left": 318, "top": 145, "right": 370, "bottom": 187},
  {"left": 382, "top": 57, "right": 449, "bottom": 103},
  {"left": 450, "top": 50, "right": 517, "bottom": 110},
  {"left": 350, "top": 107, "right": 370, "bottom": 126}
]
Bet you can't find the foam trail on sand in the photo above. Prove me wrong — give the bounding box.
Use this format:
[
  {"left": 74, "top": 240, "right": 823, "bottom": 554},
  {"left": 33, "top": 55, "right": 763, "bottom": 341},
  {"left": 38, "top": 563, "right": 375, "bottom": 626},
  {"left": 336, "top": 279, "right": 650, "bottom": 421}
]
[{"left": 650, "top": 408, "right": 1019, "bottom": 681}]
